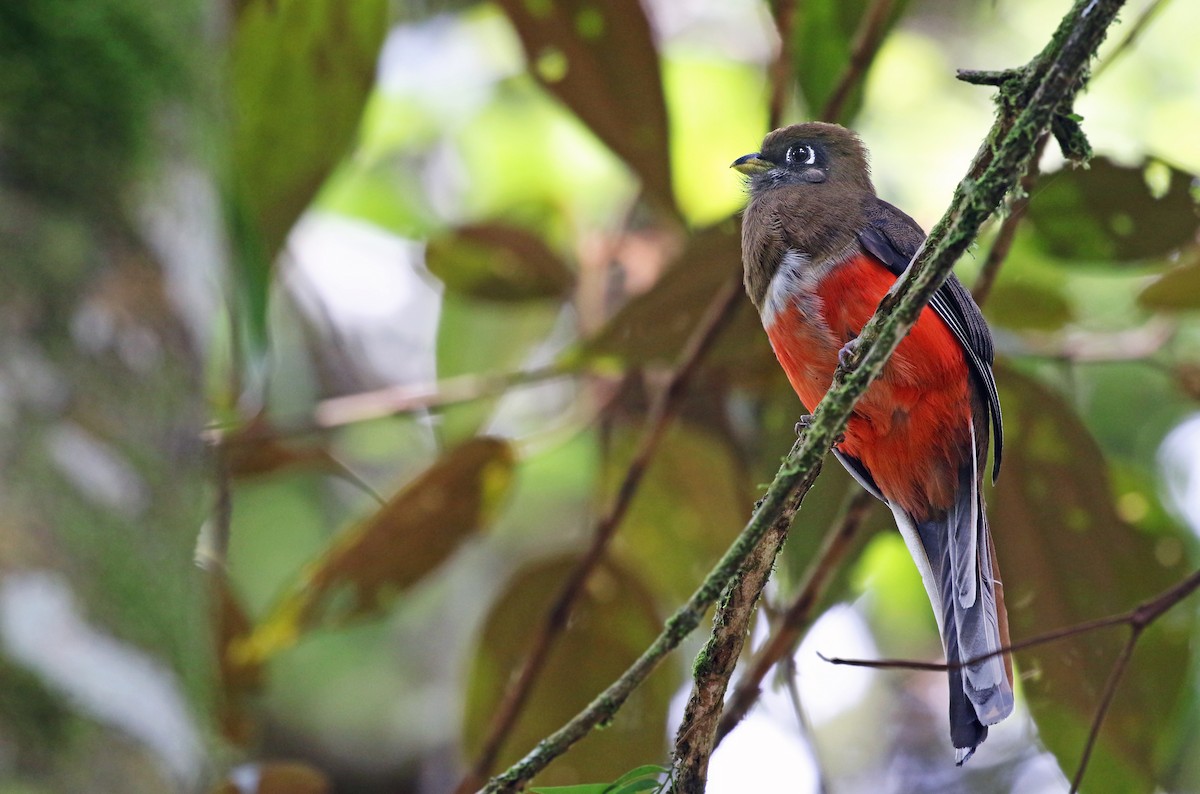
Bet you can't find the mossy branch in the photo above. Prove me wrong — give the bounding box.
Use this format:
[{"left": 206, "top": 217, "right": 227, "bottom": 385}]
[{"left": 482, "top": 0, "right": 1126, "bottom": 790}]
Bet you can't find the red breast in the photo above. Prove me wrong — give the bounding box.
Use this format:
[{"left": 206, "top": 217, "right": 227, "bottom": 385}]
[{"left": 763, "top": 249, "right": 973, "bottom": 518}]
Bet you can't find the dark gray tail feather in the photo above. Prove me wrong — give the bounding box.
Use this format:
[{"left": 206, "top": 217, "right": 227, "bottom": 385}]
[
  {"left": 891, "top": 439, "right": 1013, "bottom": 762},
  {"left": 919, "top": 459, "right": 1013, "bottom": 761}
]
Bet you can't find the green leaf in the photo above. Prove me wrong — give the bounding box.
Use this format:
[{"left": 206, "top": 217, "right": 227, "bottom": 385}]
[
  {"left": 229, "top": 0, "right": 387, "bottom": 336},
  {"left": 236, "top": 438, "right": 516, "bottom": 664},
  {"left": 787, "top": 0, "right": 910, "bottom": 122},
  {"left": 607, "top": 765, "right": 669, "bottom": 787},
  {"left": 496, "top": 0, "right": 676, "bottom": 216},
  {"left": 435, "top": 295, "right": 562, "bottom": 441},
  {"left": 607, "top": 782, "right": 660, "bottom": 794},
  {"left": 1138, "top": 253, "right": 1200, "bottom": 311},
  {"left": 1026, "top": 159, "right": 1200, "bottom": 263},
  {"left": 993, "top": 366, "right": 1192, "bottom": 793},
  {"left": 983, "top": 280, "right": 1074, "bottom": 330},
  {"left": 426, "top": 223, "right": 575, "bottom": 301},
  {"left": 463, "top": 556, "right": 677, "bottom": 786},
  {"left": 529, "top": 786, "right": 610, "bottom": 794}
]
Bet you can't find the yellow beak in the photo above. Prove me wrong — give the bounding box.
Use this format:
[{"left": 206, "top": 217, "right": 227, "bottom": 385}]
[{"left": 731, "top": 152, "right": 772, "bottom": 175}]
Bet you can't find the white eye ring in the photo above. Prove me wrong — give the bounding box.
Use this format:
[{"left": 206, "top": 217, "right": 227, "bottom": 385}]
[{"left": 787, "top": 144, "right": 816, "bottom": 166}]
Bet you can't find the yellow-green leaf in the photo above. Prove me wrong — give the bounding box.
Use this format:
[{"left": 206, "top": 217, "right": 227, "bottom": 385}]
[
  {"left": 230, "top": 0, "right": 387, "bottom": 270},
  {"left": 604, "top": 419, "right": 748, "bottom": 605},
  {"left": 1138, "top": 253, "right": 1200, "bottom": 311}
]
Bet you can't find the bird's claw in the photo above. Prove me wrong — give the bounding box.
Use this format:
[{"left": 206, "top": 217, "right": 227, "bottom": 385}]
[
  {"left": 796, "top": 415, "right": 845, "bottom": 447},
  {"left": 837, "top": 337, "right": 861, "bottom": 369}
]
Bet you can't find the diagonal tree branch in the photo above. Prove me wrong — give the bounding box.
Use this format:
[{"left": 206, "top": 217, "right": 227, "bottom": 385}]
[{"left": 481, "top": 1, "right": 1127, "bottom": 790}]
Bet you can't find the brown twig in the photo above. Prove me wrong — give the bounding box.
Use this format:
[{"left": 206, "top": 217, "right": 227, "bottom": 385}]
[
  {"left": 820, "top": 0, "right": 898, "bottom": 123},
  {"left": 1092, "top": 0, "right": 1171, "bottom": 80},
  {"left": 455, "top": 275, "right": 745, "bottom": 793},
  {"left": 819, "top": 568, "right": 1200, "bottom": 793},
  {"left": 767, "top": 0, "right": 799, "bottom": 129}
]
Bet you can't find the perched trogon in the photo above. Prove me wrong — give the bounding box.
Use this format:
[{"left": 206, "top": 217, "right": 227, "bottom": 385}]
[{"left": 732, "top": 122, "right": 1014, "bottom": 762}]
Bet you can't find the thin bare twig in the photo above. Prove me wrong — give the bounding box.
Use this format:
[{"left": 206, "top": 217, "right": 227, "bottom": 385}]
[
  {"left": 313, "top": 364, "right": 566, "bottom": 428},
  {"left": 767, "top": 0, "right": 799, "bottom": 129},
  {"left": 1092, "top": 0, "right": 1172, "bottom": 79},
  {"left": 820, "top": 0, "right": 898, "bottom": 123},
  {"left": 456, "top": 275, "right": 745, "bottom": 793},
  {"left": 819, "top": 568, "right": 1200, "bottom": 793}
]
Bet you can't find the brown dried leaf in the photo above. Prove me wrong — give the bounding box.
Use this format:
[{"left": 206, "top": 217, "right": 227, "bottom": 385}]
[{"left": 237, "top": 438, "right": 516, "bottom": 663}]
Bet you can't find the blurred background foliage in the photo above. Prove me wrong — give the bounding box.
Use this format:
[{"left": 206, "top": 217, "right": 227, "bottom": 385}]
[{"left": 3, "top": 0, "right": 1200, "bottom": 792}]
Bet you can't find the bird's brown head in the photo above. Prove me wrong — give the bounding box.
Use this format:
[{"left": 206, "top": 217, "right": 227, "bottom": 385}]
[
  {"left": 731, "top": 122, "right": 874, "bottom": 196},
  {"left": 733, "top": 123, "right": 877, "bottom": 310}
]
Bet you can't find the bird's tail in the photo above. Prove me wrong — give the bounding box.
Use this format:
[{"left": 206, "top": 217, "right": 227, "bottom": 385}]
[{"left": 890, "top": 427, "right": 1014, "bottom": 763}]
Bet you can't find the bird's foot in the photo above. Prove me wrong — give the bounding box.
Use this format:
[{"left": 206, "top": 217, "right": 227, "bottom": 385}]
[
  {"left": 837, "top": 337, "right": 861, "bottom": 369},
  {"left": 796, "top": 415, "right": 845, "bottom": 446}
]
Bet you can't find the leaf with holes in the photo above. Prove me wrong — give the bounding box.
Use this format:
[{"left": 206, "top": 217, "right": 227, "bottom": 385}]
[
  {"left": 992, "top": 366, "right": 1191, "bottom": 793},
  {"left": 496, "top": 0, "right": 676, "bottom": 215},
  {"left": 1026, "top": 159, "right": 1200, "bottom": 263},
  {"left": 426, "top": 223, "right": 575, "bottom": 301},
  {"left": 236, "top": 438, "right": 515, "bottom": 664},
  {"left": 463, "top": 556, "right": 677, "bottom": 786}
]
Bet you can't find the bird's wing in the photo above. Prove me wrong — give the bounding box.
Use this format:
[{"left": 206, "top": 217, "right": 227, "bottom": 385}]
[{"left": 858, "top": 198, "right": 1004, "bottom": 480}]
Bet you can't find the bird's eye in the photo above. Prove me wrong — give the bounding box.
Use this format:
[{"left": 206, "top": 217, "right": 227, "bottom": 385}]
[{"left": 786, "top": 144, "right": 817, "bottom": 166}]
